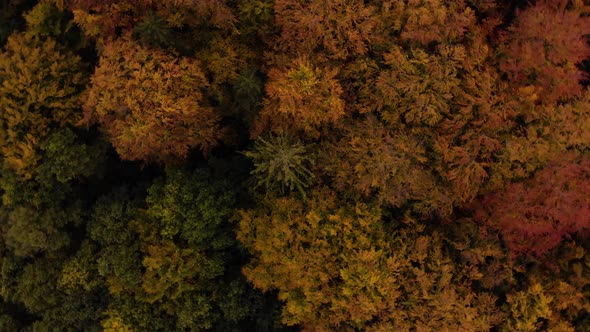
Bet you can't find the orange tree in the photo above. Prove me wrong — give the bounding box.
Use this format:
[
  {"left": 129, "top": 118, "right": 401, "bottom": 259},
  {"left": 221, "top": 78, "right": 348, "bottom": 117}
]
[{"left": 83, "top": 36, "right": 219, "bottom": 163}]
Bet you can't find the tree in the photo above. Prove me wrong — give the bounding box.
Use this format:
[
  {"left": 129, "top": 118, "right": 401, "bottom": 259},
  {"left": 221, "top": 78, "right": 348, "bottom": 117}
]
[
  {"left": 243, "top": 135, "right": 315, "bottom": 197},
  {"left": 133, "top": 12, "right": 174, "bottom": 48},
  {"left": 502, "top": 283, "right": 553, "bottom": 332},
  {"left": 0, "top": 0, "right": 36, "bottom": 45},
  {"left": 271, "top": 0, "right": 378, "bottom": 61},
  {"left": 254, "top": 57, "right": 345, "bottom": 138},
  {"left": 86, "top": 169, "right": 272, "bottom": 330},
  {"left": 398, "top": 0, "right": 476, "bottom": 46},
  {"left": 83, "top": 36, "right": 219, "bottom": 162},
  {"left": 0, "top": 32, "right": 87, "bottom": 178},
  {"left": 64, "top": 0, "right": 235, "bottom": 39},
  {"left": 498, "top": 0, "right": 590, "bottom": 104},
  {"left": 475, "top": 153, "right": 590, "bottom": 258},
  {"left": 237, "top": 189, "right": 500, "bottom": 330},
  {"left": 326, "top": 33, "right": 508, "bottom": 216},
  {"left": 323, "top": 116, "right": 447, "bottom": 213},
  {"left": 487, "top": 90, "right": 590, "bottom": 188}
]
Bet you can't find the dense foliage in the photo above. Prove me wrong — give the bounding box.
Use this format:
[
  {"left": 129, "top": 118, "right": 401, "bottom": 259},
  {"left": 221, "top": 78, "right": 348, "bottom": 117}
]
[{"left": 1, "top": 0, "right": 590, "bottom": 330}]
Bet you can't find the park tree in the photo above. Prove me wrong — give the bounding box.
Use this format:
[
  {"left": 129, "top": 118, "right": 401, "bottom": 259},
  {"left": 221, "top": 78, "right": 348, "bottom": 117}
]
[{"left": 83, "top": 36, "right": 219, "bottom": 163}]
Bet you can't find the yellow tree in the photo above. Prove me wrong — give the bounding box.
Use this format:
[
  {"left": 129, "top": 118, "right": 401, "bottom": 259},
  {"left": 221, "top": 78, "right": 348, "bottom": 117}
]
[
  {"left": 0, "top": 32, "right": 86, "bottom": 178},
  {"left": 237, "top": 189, "right": 500, "bottom": 330}
]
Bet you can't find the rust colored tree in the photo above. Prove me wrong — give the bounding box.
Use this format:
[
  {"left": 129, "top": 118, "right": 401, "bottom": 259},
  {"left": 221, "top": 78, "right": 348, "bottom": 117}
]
[
  {"left": 498, "top": 0, "right": 590, "bottom": 104},
  {"left": 254, "top": 57, "right": 345, "bottom": 138},
  {"left": 61, "top": 0, "right": 235, "bottom": 39},
  {"left": 83, "top": 36, "right": 219, "bottom": 162},
  {"left": 475, "top": 154, "right": 590, "bottom": 258}
]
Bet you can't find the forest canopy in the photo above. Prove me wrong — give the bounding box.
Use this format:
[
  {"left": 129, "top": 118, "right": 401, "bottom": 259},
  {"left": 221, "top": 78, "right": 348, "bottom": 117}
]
[{"left": 1, "top": 0, "right": 590, "bottom": 331}]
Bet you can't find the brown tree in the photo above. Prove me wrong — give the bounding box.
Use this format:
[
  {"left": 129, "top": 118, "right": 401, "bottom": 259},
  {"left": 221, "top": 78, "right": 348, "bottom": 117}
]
[
  {"left": 253, "top": 57, "right": 345, "bottom": 138},
  {"left": 61, "top": 0, "right": 235, "bottom": 39},
  {"left": 271, "top": 0, "right": 378, "bottom": 62}
]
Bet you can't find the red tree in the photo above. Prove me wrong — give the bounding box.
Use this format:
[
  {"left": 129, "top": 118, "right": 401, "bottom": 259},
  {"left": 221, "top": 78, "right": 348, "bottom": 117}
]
[{"left": 499, "top": 0, "right": 590, "bottom": 104}]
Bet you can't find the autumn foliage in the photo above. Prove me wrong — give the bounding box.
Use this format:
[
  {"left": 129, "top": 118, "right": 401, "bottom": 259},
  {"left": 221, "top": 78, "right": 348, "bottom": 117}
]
[
  {"left": 499, "top": 0, "right": 590, "bottom": 103},
  {"left": 254, "top": 58, "right": 345, "bottom": 137},
  {"left": 475, "top": 154, "right": 590, "bottom": 257},
  {"left": 0, "top": 32, "right": 86, "bottom": 178},
  {"left": 83, "top": 36, "right": 218, "bottom": 162},
  {"left": 2, "top": 0, "right": 590, "bottom": 330},
  {"left": 238, "top": 190, "right": 499, "bottom": 330}
]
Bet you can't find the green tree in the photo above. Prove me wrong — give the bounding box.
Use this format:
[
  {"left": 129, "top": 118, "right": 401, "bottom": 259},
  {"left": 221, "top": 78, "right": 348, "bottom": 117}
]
[{"left": 243, "top": 135, "right": 315, "bottom": 197}]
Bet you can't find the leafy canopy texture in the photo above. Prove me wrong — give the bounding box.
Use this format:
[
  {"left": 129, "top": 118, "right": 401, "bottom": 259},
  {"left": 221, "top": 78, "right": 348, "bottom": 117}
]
[
  {"left": 0, "top": 32, "right": 86, "bottom": 178},
  {"left": 238, "top": 189, "right": 499, "bottom": 331},
  {"left": 475, "top": 154, "right": 590, "bottom": 258},
  {"left": 83, "top": 36, "right": 219, "bottom": 162},
  {"left": 254, "top": 58, "right": 345, "bottom": 138},
  {"left": 499, "top": 0, "right": 590, "bottom": 104},
  {"left": 2, "top": 0, "right": 590, "bottom": 330}
]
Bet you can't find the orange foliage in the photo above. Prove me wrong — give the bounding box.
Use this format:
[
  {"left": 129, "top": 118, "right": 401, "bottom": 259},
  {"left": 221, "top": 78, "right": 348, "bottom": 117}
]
[
  {"left": 64, "top": 0, "right": 235, "bottom": 38},
  {"left": 254, "top": 58, "right": 345, "bottom": 138},
  {"left": 272, "top": 0, "right": 378, "bottom": 62},
  {"left": 400, "top": 0, "right": 476, "bottom": 46},
  {"left": 83, "top": 37, "right": 218, "bottom": 162}
]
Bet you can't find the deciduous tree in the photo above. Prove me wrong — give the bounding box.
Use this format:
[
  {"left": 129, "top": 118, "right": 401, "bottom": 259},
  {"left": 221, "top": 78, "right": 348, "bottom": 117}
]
[
  {"left": 83, "top": 36, "right": 219, "bottom": 162},
  {"left": 475, "top": 154, "right": 590, "bottom": 257},
  {"left": 254, "top": 58, "right": 345, "bottom": 138},
  {"left": 0, "top": 32, "right": 87, "bottom": 178},
  {"left": 498, "top": 0, "right": 590, "bottom": 104},
  {"left": 237, "top": 189, "right": 500, "bottom": 330}
]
